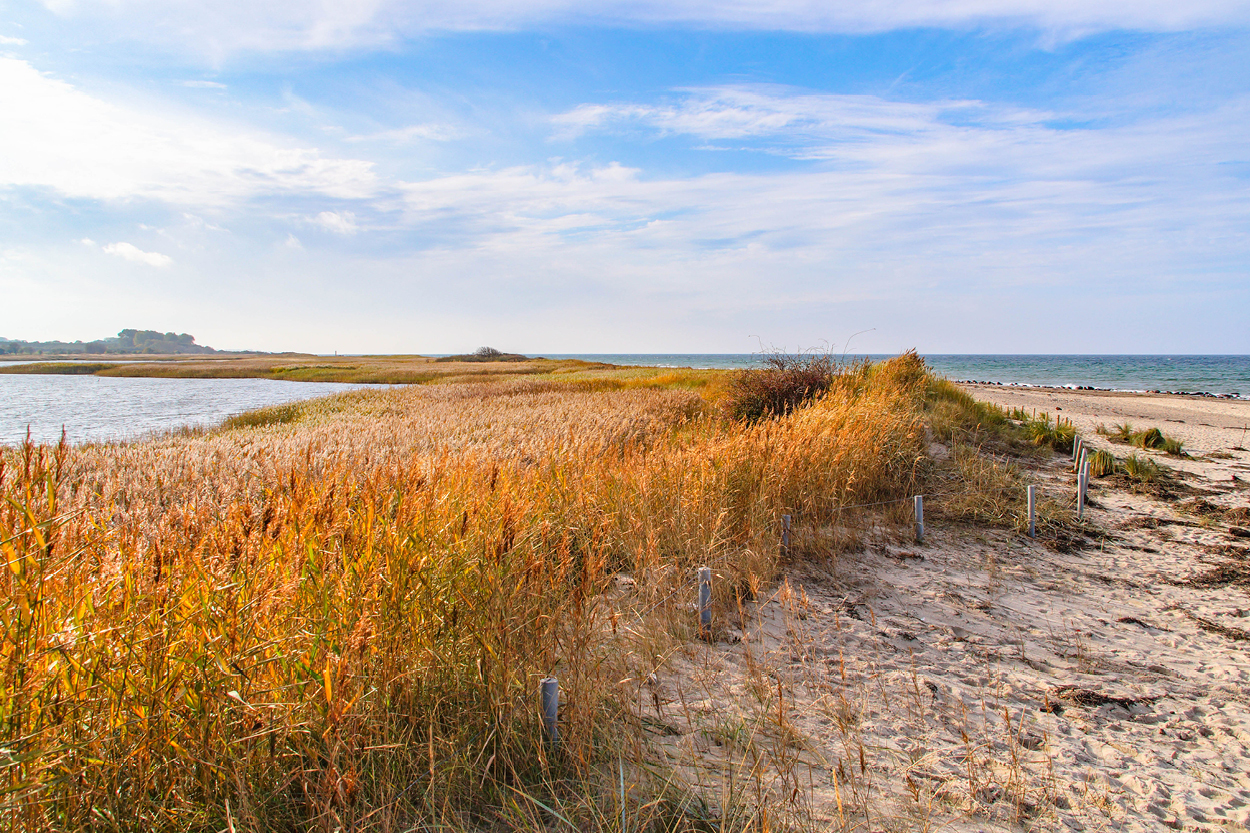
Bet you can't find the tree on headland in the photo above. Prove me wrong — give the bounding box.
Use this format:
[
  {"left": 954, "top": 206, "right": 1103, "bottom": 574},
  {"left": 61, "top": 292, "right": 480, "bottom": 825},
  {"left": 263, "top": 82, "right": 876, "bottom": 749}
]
[{"left": 0, "top": 329, "right": 218, "bottom": 355}]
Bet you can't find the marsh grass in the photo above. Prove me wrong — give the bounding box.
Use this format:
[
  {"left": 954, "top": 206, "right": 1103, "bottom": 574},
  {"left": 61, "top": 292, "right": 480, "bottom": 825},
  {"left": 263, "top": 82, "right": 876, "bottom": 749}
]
[
  {"left": 0, "top": 362, "right": 121, "bottom": 375},
  {"left": 1, "top": 356, "right": 935, "bottom": 830},
  {"left": 220, "top": 401, "right": 304, "bottom": 429}
]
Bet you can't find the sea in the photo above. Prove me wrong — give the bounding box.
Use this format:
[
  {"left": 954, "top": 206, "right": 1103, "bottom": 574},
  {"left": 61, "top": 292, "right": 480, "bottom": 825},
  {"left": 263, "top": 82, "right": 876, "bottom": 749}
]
[{"left": 1, "top": 355, "right": 1246, "bottom": 446}]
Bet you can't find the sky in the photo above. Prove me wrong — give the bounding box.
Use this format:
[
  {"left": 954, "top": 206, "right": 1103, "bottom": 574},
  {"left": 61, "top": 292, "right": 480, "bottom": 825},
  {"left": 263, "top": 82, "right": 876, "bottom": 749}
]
[{"left": 1, "top": 1, "right": 1248, "bottom": 355}]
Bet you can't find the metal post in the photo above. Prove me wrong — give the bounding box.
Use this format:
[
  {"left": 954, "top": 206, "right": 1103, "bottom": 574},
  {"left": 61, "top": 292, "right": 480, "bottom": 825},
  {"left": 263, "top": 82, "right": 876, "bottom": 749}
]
[
  {"left": 541, "top": 677, "right": 559, "bottom": 746},
  {"left": 1072, "top": 436, "right": 1081, "bottom": 463},
  {"left": 914, "top": 495, "right": 924, "bottom": 543},
  {"left": 1027, "top": 484, "right": 1036, "bottom": 539},
  {"left": 697, "top": 566, "right": 712, "bottom": 639},
  {"left": 781, "top": 514, "right": 792, "bottom": 553}
]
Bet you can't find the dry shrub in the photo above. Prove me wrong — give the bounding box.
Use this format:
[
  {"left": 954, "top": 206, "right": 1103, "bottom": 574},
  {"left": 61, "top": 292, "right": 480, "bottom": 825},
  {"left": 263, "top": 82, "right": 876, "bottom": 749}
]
[
  {"left": 723, "top": 351, "right": 842, "bottom": 423},
  {"left": 1, "top": 360, "right": 927, "bottom": 831}
]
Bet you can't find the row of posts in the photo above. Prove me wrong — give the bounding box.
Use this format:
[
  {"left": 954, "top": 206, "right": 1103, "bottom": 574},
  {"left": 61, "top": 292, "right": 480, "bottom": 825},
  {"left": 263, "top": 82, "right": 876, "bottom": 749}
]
[
  {"left": 1021, "top": 436, "right": 1089, "bottom": 539},
  {"left": 540, "top": 451, "right": 1096, "bottom": 745},
  {"left": 538, "top": 495, "right": 927, "bottom": 748}
]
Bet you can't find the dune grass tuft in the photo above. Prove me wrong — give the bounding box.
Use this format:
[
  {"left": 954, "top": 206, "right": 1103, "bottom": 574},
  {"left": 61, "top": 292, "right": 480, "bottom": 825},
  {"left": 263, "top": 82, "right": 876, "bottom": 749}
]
[
  {"left": 1098, "top": 422, "right": 1186, "bottom": 457},
  {"left": 1088, "top": 449, "right": 1117, "bottom": 478},
  {"left": 1121, "top": 452, "right": 1164, "bottom": 483}
]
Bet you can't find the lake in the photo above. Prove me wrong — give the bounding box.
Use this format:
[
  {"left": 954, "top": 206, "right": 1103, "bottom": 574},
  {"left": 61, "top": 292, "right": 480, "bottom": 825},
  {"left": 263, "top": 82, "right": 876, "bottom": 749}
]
[{"left": 0, "top": 375, "right": 387, "bottom": 445}]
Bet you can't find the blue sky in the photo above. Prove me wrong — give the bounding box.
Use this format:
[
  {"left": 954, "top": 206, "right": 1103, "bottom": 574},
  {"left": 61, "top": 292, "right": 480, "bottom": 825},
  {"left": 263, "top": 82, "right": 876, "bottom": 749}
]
[{"left": 1, "top": 2, "right": 1248, "bottom": 354}]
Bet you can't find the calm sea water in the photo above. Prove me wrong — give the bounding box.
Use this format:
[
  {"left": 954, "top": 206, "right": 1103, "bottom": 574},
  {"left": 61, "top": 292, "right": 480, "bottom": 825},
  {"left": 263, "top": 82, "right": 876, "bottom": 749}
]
[
  {"left": 0, "top": 376, "right": 386, "bottom": 446},
  {"left": 548, "top": 354, "right": 1250, "bottom": 398},
  {"left": 2, "top": 355, "right": 1246, "bottom": 445}
]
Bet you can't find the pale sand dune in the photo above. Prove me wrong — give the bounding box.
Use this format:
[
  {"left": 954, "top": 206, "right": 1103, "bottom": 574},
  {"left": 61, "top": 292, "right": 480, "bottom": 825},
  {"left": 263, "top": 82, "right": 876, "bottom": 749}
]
[{"left": 650, "top": 389, "right": 1250, "bottom": 830}]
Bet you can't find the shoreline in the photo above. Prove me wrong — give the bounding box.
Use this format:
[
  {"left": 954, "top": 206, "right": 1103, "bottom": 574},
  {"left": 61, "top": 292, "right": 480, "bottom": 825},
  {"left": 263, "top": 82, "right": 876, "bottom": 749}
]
[
  {"left": 959, "top": 382, "right": 1250, "bottom": 461},
  {"left": 954, "top": 379, "right": 1246, "bottom": 400}
]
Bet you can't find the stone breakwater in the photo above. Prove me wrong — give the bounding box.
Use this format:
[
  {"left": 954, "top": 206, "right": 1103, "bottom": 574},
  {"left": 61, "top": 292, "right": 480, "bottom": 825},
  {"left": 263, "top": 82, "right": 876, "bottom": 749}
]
[{"left": 955, "top": 380, "right": 1245, "bottom": 400}]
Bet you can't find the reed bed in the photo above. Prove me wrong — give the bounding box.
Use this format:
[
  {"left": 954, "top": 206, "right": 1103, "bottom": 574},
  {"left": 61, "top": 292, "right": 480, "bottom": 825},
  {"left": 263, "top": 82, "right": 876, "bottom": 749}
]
[{"left": 1, "top": 358, "right": 929, "bottom": 831}]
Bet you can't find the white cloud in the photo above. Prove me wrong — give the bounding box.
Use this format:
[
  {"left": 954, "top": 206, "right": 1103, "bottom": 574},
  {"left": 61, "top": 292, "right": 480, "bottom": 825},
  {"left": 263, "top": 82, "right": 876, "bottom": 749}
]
[
  {"left": 0, "top": 57, "right": 378, "bottom": 204},
  {"left": 312, "top": 210, "right": 358, "bottom": 234},
  {"left": 0, "top": 35, "right": 27, "bottom": 45},
  {"left": 80, "top": 237, "right": 96, "bottom": 246},
  {"left": 31, "top": 0, "right": 1250, "bottom": 56},
  {"left": 180, "top": 80, "right": 226, "bottom": 89},
  {"left": 102, "top": 241, "right": 173, "bottom": 266}
]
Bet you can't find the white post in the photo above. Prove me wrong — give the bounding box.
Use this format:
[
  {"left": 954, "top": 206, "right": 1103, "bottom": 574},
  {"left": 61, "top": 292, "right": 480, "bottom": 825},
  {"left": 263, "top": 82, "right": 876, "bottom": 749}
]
[
  {"left": 781, "top": 514, "right": 792, "bottom": 553},
  {"left": 541, "top": 677, "right": 559, "bottom": 746},
  {"left": 1027, "top": 484, "right": 1036, "bottom": 539},
  {"left": 1077, "top": 462, "right": 1089, "bottom": 521},
  {"left": 698, "top": 566, "right": 712, "bottom": 639},
  {"left": 1072, "top": 436, "right": 1081, "bottom": 462},
  {"left": 914, "top": 495, "right": 924, "bottom": 543}
]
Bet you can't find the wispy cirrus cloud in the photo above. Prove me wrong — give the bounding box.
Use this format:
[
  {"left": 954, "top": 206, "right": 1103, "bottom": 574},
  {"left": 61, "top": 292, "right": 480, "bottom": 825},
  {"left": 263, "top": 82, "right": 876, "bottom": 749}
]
[
  {"left": 554, "top": 86, "right": 1051, "bottom": 148},
  {"left": 345, "top": 123, "right": 458, "bottom": 144},
  {"left": 390, "top": 85, "right": 1250, "bottom": 303}
]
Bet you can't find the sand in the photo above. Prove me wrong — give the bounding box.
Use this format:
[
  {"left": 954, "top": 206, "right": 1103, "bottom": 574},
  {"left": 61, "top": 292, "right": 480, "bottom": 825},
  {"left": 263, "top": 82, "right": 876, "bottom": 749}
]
[
  {"left": 642, "top": 388, "right": 1250, "bottom": 831},
  {"left": 959, "top": 383, "right": 1250, "bottom": 454}
]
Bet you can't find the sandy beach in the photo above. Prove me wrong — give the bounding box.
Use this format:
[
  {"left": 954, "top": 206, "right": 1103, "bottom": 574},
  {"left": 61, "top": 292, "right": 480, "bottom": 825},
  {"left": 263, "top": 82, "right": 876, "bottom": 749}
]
[
  {"left": 646, "top": 387, "right": 1250, "bottom": 830},
  {"left": 958, "top": 383, "right": 1250, "bottom": 455}
]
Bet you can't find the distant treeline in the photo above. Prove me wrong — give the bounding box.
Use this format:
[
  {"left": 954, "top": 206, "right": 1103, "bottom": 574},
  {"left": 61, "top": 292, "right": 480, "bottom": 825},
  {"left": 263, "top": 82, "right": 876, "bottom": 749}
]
[{"left": 0, "top": 329, "right": 217, "bottom": 355}]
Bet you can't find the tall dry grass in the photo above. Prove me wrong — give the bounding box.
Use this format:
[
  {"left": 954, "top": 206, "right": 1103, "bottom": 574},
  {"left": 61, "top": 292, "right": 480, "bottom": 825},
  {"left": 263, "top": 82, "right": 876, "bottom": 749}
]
[{"left": 1, "top": 359, "right": 928, "bottom": 830}]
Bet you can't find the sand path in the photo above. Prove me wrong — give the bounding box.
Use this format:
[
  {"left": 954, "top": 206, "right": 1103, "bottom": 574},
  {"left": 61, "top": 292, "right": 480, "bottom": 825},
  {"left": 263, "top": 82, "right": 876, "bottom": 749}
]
[{"left": 645, "top": 391, "right": 1250, "bottom": 831}]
